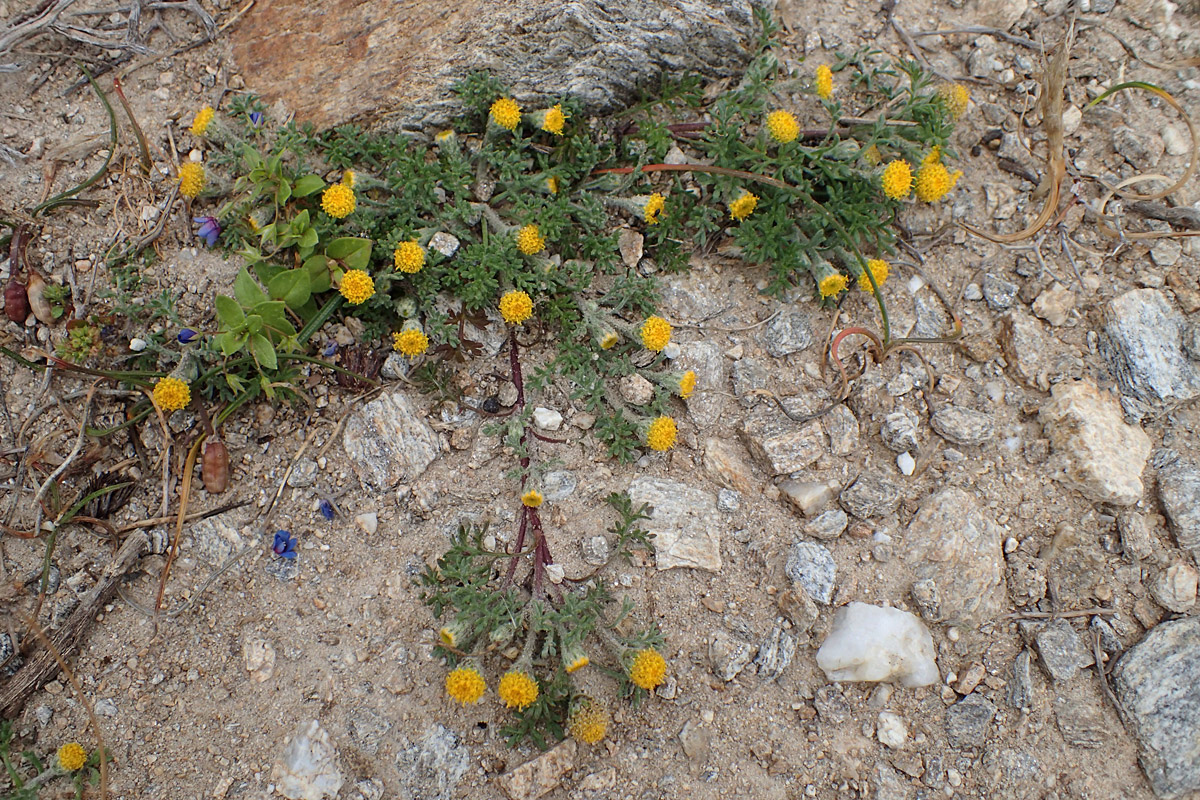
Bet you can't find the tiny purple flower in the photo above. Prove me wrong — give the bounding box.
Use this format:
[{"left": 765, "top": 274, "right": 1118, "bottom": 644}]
[
  {"left": 318, "top": 499, "right": 335, "bottom": 521},
  {"left": 194, "top": 215, "right": 221, "bottom": 247},
  {"left": 322, "top": 341, "right": 339, "bottom": 357},
  {"left": 272, "top": 530, "right": 298, "bottom": 560},
  {"left": 249, "top": 111, "right": 264, "bottom": 127},
  {"left": 178, "top": 328, "right": 200, "bottom": 344}
]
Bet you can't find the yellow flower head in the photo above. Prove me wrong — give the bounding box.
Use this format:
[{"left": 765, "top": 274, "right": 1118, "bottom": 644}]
[
  {"left": 914, "top": 160, "right": 962, "bottom": 203},
  {"left": 341, "top": 170, "right": 356, "bottom": 187},
  {"left": 678, "top": 370, "right": 697, "bottom": 400},
  {"left": 516, "top": 224, "right": 546, "bottom": 255},
  {"left": 862, "top": 144, "right": 882, "bottom": 166},
  {"left": 521, "top": 489, "right": 543, "bottom": 508},
  {"left": 815, "top": 64, "right": 834, "bottom": 100},
  {"left": 490, "top": 97, "right": 521, "bottom": 131},
  {"left": 728, "top": 191, "right": 758, "bottom": 222},
  {"left": 439, "top": 619, "right": 469, "bottom": 649},
  {"left": 445, "top": 665, "right": 487, "bottom": 705},
  {"left": 858, "top": 259, "right": 890, "bottom": 292},
  {"left": 500, "top": 290, "right": 534, "bottom": 325},
  {"left": 599, "top": 330, "right": 619, "bottom": 349},
  {"left": 392, "top": 328, "right": 429, "bottom": 358},
  {"left": 628, "top": 648, "right": 667, "bottom": 690},
  {"left": 881, "top": 160, "right": 912, "bottom": 200},
  {"left": 542, "top": 104, "right": 566, "bottom": 135},
  {"left": 339, "top": 269, "right": 374, "bottom": 305},
  {"left": 153, "top": 377, "right": 191, "bottom": 412},
  {"left": 643, "top": 192, "right": 665, "bottom": 225},
  {"left": 498, "top": 669, "right": 539, "bottom": 710},
  {"left": 178, "top": 162, "right": 205, "bottom": 199},
  {"left": 766, "top": 110, "right": 800, "bottom": 143},
  {"left": 562, "top": 641, "right": 589, "bottom": 673},
  {"left": 57, "top": 742, "right": 88, "bottom": 772},
  {"left": 938, "top": 83, "right": 971, "bottom": 119},
  {"left": 393, "top": 240, "right": 426, "bottom": 273},
  {"left": 321, "top": 183, "right": 356, "bottom": 218},
  {"left": 645, "top": 416, "right": 677, "bottom": 451},
  {"left": 640, "top": 315, "right": 672, "bottom": 352},
  {"left": 819, "top": 272, "right": 849, "bottom": 298},
  {"left": 545, "top": 176, "right": 559, "bottom": 194},
  {"left": 190, "top": 106, "right": 215, "bottom": 136},
  {"left": 568, "top": 697, "right": 609, "bottom": 744}
]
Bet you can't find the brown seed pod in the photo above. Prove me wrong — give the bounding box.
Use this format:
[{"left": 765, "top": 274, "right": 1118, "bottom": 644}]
[
  {"left": 202, "top": 439, "right": 229, "bottom": 494},
  {"left": 25, "top": 272, "right": 55, "bottom": 325},
  {"left": 4, "top": 277, "right": 28, "bottom": 323}
]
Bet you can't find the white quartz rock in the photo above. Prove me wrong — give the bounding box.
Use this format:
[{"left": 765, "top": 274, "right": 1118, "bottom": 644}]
[{"left": 816, "top": 602, "right": 939, "bottom": 688}]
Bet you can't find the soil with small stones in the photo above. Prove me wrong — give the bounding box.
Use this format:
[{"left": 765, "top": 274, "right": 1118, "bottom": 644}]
[{"left": 3, "top": 0, "right": 1200, "bottom": 799}]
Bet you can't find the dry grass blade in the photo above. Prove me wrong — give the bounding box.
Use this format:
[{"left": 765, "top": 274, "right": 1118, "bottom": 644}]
[
  {"left": 962, "top": 26, "right": 1072, "bottom": 244},
  {"left": 1085, "top": 81, "right": 1197, "bottom": 202},
  {"left": 1095, "top": 174, "right": 1200, "bottom": 241}
]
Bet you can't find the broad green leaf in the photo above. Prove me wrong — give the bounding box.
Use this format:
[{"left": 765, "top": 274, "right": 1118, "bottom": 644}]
[
  {"left": 253, "top": 300, "right": 297, "bottom": 335},
  {"left": 325, "top": 237, "right": 373, "bottom": 270},
  {"left": 226, "top": 372, "right": 246, "bottom": 393},
  {"left": 267, "top": 269, "right": 311, "bottom": 309},
  {"left": 292, "top": 175, "right": 325, "bottom": 198},
  {"left": 245, "top": 314, "right": 264, "bottom": 335},
  {"left": 294, "top": 209, "right": 310, "bottom": 228},
  {"left": 275, "top": 180, "right": 292, "bottom": 205},
  {"left": 214, "top": 295, "right": 245, "bottom": 329},
  {"left": 299, "top": 227, "right": 319, "bottom": 250},
  {"left": 261, "top": 375, "right": 276, "bottom": 400},
  {"left": 233, "top": 268, "right": 268, "bottom": 308},
  {"left": 303, "top": 254, "right": 333, "bottom": 292},
  {"left": 250, "top": 332, "right": 278, "bottom": 370},
  {"left": 216, "top": 331, "right": 246, "bottom": 356}
]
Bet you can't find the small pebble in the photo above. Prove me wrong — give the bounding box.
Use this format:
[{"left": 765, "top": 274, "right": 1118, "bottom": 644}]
[{"left": 897, "top": 452, "right": 916, "bottom": 476}]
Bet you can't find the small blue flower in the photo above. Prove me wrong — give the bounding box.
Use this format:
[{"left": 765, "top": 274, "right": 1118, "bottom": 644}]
[
  {"left": 249, "top": 111, "right": 264, "bottom": 127},
  {"left": 322, "top": 341, "right": 339, "bottom": 357},
  {"left": 318, "top": 499, "right": 335, "bottom": 521},
  {"left": 194, "top": 215, "right": 221, "bottom": 247},
  {"left": 272, "top": 530, "right": 298, "bottom": 560},
  {"left": 178, "top": 328, "right": 200, "bottom": 344}
]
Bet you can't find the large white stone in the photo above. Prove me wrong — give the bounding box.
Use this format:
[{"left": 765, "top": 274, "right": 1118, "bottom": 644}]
[
  {"left": 270, "top": 720, "right": 343, "bottom": 800},
  {"left": 816, "top": 602, "right": 939, "bottom": 688}
]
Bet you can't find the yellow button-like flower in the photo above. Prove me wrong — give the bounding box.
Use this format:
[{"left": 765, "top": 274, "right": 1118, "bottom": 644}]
[
  {"left": 542, "top": 104, "right": 566, "bottom": 135},
  {"left": 640, "top": 315, "right": 672, "bottom": 352},
  {"left": 643, "top": 192, "right": 665, "bottom": 225},
  {"left": 516, "top": 224, "right": 546, "bottom": 255},
  {"left": 446, "top": 665, "right": 487, "bottom": 705},
  {"left": 490, "top": 97, "right": 521, "bottom": 131},
  {"left": 57, "top": 742, "right": 88, "bottom": 772},
  {"left": 339, "top": 269, "right": 374, "bottom": 305},
  {"left": 341, "top": 170, "right": 356, "bottom": 187},
  {"left": 545, "top": 176, "right": 559, "bottom": 194},
  {"left": 678, "top": 370, "right": 696, "bottom": 400},
  {"left": 153, "top": 376, "right": 191, "bottom": 412},
  {"left": 178, "top": 162, "right": 205, "bottom": 199},
  {"left": 599, "top": 330, "right": 619, "bottom": 349},
  {"left": 858, "top": 259, "right": 890, "bottom": 292},
  {"left": 728, "top": 191, "right": 758, "bottom": 222},
  {"left": 628, "top": 648, "right": 667, "bottom": 690},
  {"left": 499, "top": 290, "right": 533, "bottom": 325},
  {"left": 819, "top": 272, "right": 849, "bottom": 298},
  {"left": 766, "top": 110, "right": 800, "bottom": 143},
  {"left": 938, "top": 83, "right": 971, "bottom": 119},
  {"left": 562, "top": 642, "right": 589, "bottom": 673},
  {"left": 521, "top": 489, "right": 543, "bottom": 508},
  {"left": 568, "top": 697, "right": 609, "bottom": 744},
  {"left": 393, "top": 240, "right": 426, "bottom": 273},
  {"left": 914, "top": 159, "right": 963, "bottom": 203},
  {"left": 881, "top": 160, "right": 912, "bottom": 200},
  {"left": 392, "top": 328, "right": 429, "bottom": 358},
  {"left": 321, "top": 183, "right": 356, "bottom": 218},
  {"left": 497, "top": 669, "right": 539, "bottom": 710},
  {"left": 645, "top": 416, "right": 677, "bottom": 451},
  {"left": 815, "top": 64, "right": 833, "bottom": 100},
  {"left": 190, "top": 106, "right": 215, "bottom": 136}
]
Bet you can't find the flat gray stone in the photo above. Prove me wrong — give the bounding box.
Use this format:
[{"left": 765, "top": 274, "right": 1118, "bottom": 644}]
[
  {"left": 1100, "top": 288, "right": 1200, "bottom": 418},
  {"left": 628, "top": 477, "right": 721, "bottom": 571},
  {"left": 741, "top": 408, "right": 825, "bottom": 474},
  {"left": 785, "top": 541, "right": 836, "bottom": 604},
  {"left": 983, "top": 272, "right": 1019, "bottom": 310},
  {"left": 343, "top": 392, "right": 440, "bottom": 490},
  {"left": 930, "top": 405, "right": 995, "bottom": 447},
  {"left": 760, "top": 309, "right": 814, "bottom": 357},
  {"left": 1034, "top": 619, "right": 1093, "bottom": 683},
  {"left": 395, "top": 725, "right": 470, "bottom": 800},
  {"left": 709, "top": 630, "right": 755, "bottom": 682},
  {"left": 945, "top": 693, "right": 996, "bottom": 749},
  {"left": 901, "top": 487, "right": 1006, "bottom": 625},
  {"left": 754, "top": 620, "right": 797, "bottom": 681},
  {"left": 1007, "top": 650, "right": 1034, "bottom": 710},
  {"left": 840, "top": 472, "right": 903, "bottom": 519},
  {"left": 805, "top": 508, "right": 848, "bottom": 540},
  {"left": 1113, "top": 617, "right": 1200, "bottom": 799},
  {"left": 676, "top": 340, "right": 727, "bottom": 428},
  {"left": 1159, "top": 462, "right": 1200, "bottom": 550},
  {"left": 880, "top": 408, "right": 921, "bottom": 453},
  {"left": 271, "top": 720, "right": 344, "bottom": 800},
  {"left": 822, "top": 404, "right": 859, "bottom": 456}
]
